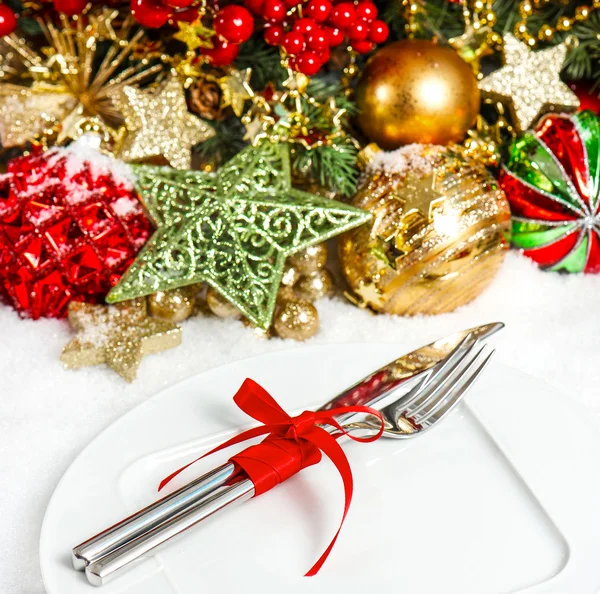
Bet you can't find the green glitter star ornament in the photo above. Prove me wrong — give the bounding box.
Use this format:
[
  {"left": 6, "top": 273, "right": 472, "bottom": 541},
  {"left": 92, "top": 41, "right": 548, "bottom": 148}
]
[{"left": 107, "top": 142, "right": 371, "bottom": 329}]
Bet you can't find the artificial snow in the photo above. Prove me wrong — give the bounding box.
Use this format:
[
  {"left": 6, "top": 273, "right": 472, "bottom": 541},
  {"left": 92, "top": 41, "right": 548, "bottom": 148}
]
[{"left": 1, "top": 251, "right": 600, "bottom": 593}]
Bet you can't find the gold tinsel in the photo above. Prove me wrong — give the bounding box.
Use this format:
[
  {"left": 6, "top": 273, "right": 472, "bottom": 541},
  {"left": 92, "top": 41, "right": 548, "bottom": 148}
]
[
  {"left": 339, "top": 145, "right": 511, "bottom": 316},
  {"left": 61, "top": 299, "right": 182, "bottom": 382},
  {"left": 0, "top": 11, "right": 163, "bottom": 148}
]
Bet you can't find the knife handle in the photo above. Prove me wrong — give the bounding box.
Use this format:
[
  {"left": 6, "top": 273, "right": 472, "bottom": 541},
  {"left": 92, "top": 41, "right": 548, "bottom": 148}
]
[
  {"left": 85, "top": 479, "right": 255, "bottom": 587},
  {"left": 72, "top": 462, "right": 237, "bottom": 570}
]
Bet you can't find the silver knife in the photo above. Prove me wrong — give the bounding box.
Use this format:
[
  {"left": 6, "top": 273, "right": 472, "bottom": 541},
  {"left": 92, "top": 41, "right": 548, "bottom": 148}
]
[{"left": 73, "top": 322, "right": 503, "bottom": 582}]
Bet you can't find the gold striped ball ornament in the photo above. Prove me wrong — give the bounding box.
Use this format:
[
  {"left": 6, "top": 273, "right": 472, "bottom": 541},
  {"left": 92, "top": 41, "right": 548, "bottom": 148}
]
[{"left": 339, "top": 145, "right": 511, "bottom": 316}]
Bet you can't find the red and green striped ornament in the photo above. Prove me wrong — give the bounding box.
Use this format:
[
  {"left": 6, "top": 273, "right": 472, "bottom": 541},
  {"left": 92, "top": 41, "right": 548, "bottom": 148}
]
[{"left": 499, "top": 110, "right": 600, "bottom": 273}]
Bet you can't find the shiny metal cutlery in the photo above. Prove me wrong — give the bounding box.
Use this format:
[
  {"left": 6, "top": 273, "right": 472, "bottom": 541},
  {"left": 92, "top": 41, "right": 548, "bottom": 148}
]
[{"left": 80, "top": 331, "right": 496, "bottom": 586}]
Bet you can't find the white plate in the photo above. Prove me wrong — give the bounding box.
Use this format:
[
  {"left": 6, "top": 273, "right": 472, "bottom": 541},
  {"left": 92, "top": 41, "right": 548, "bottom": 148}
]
[{"left": 40, "top": 344, "right": 600, "bottom": 594}]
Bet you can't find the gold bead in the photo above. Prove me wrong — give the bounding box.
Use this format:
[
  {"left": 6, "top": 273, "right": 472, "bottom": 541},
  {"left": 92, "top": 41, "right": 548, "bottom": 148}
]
[
  {"left": 556, "top": 17, "right": 572, "bottom": 31},
  {"left": 538, "top": 25, "right": 554, "bottom": 41},
  {"left": 287, "top": 243, "right": 328, "bottom": 274},
  {"left": 520, "top": 1, "right": 533, "bottom": 16},
  {"left": 281, "top": 264, "right": 300, "bottom": 287},
  {"left": 515, "top": 21, "right": 528, "bottom": 34},
  {"left": 575, "top": 6, "right": 591, "bottom": 20},
  {"left": 294, "top": 269, "right": 334, "bottom": 301},
  {"left": 148, "top": 288, "right": 196, "bottom": 323},
  {"left": 273, "top": 300, "right": 319, "bottom": 341},
  {"left": 206, "top": 287, "right": 241, "bottom": 319},
  {"left": 483, "top": 11, "right": 497, "bottom": 25}
]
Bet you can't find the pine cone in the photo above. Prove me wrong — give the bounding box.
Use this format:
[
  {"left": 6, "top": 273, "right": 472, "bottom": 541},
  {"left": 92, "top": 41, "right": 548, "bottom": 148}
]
[{"left": 188, "top": 78, "right": 223, "bottom": 121}]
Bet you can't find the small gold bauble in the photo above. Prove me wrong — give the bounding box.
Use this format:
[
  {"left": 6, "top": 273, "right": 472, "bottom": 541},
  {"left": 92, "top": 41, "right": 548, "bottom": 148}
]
[
  {"left": 148, "top": 288, "right": 196, "bottom": 323},
  {"left": 206, "top": 287, "right": 241, "bottom": 319},
  {"left": 355, "top": 40, "right": 480, "bottom": 149},
  {"left": 273, "top": 300, "right": 319, "bottom": 340},
  {"left": 287, "top": 243, "right": 328, "bottom": 275},
  {"left": 339, "top": 146, "right": 511, "bottom": 316},
  {"left": 281, "top": 264, "right": 300, "bottom": 287},
  {"left": 294, "top": 269, "right": 334, "bottom": 301}
]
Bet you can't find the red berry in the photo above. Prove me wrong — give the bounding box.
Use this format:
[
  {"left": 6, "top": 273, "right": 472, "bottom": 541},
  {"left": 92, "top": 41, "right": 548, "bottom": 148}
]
[
  {"left": 306, "top": 29, "right": 328, "bottom": 51},
  {"left": 164, "top": 0, "right": 194, "bottom": 8},
  {"left": 368, "top": 19, "right": 389, "bottom": 43},
  {"left": 261, "top": 0, "right": 286, "bottom": 22},
  {"left": 329, "top": 2, "right": 355, "bottom": 28},
  {"left": 296, "top": 50, "right": 321, "bottom": 75},
  {"left": 263, "top": 23, "right": 284, "bottom": 45},
  {"left": 53, "top": 0, "right": 87, "bottom": 15},
  {"left": 244, "top": 0, "right": 264, "bottom": 15},
  {"left": 347, "top": 20, "right": 368, "bottom": 40},
  {"left": 351, "top": 39, "right": 373, "bottom": 54},
  {"left": 214, "top": 5, "right": 254, "bottom": 44},
  {"left": 283, "top": 0, "right": 301, "bottom": 6},
  {"left": 324, "top": 26, "right": 344, "bottom": 46},
  {"left": 131, "top": 0, "right": 172, "bottom": 28},
  {"left": 319, "top": 46, "right": 330, "bottom": 65},
  {"left": 292, "top": 17, "right": 317, "bottom": 35},
  {"left": 281, "top": 31, "right": 305, "bottom": 54},
  {"left": 305, "top": 0, "right": 332, "bottom": 22},
  {"left": 355, "top": 1, "right": 377, "bottom": 21},
  {"left": 0, "top": 4, "right": 17, "bottom": 36},
  {"left": 204, "top": 36, "right": 239, "bottom": 66},
  {"left": 169, "top": 6, "right": 198, "bottom": 21}
]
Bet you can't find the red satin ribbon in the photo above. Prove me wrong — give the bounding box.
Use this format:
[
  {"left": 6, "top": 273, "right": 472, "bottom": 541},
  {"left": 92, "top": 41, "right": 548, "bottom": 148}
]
[{"left": 159, "top": 378, "right": 384, "bottom": 576}]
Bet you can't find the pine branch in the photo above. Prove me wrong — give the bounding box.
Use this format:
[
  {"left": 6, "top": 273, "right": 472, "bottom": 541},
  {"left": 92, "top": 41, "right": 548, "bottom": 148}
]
[
  {"left": 193, "top": 118, "right": 247, "bottom": 169},
  {"left": 235, "top": 37, "right": 284, "bottom": 90}
]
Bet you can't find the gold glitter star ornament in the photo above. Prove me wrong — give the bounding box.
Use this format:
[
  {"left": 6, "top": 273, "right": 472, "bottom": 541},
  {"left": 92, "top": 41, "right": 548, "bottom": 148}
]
[
  {"left": 61, "top": 299, "right": 182, "bottom": 382},
  {"left": 111, "top": 76, "right": 215, "bottom": 170},
  {"left": 478, "top": 34, "right": 580, "bottom": 132}
]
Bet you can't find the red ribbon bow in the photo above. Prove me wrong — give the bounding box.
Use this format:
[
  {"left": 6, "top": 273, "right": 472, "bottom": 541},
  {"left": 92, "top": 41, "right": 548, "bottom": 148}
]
[{"left": 159, "top": 378, "right": 384, "bottom": 576}]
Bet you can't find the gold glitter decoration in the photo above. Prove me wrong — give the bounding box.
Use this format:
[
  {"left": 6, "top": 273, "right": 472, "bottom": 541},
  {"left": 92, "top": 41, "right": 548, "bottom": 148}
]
[
  {"left": 0, "top": 13, "right": 163, "bottom": 147},
  {"left": 110, "top": 75, "right": 214, "bottom": 170},
  {"left": 174, "top": 20, "right": 214, "bottom": 51},
  {"left": 478, "top": 33, "right": 580, "bottom": 132},
  {"left": 61, "top": 299, "right": 182, "bottom": 382},
  {"left": 339, "top": 146, "right": 511, "bottom": 316},
  {"left": 148, "top": 288, "right": 196, "bottom": 323},
  {"left": 273, "top": 300, "right": 319, "bottom": 340},
  {"left": 390, "top": 173, "right": 445, "bottom": 223},
  {"left": 0, "top": 82, "right": 77, "bottom": 147}
]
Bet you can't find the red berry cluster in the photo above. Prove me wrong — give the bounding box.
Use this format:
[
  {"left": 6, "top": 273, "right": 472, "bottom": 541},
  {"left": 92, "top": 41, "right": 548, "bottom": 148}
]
[{"left": 254, "top": 0, "right": 389, "bottom": 75}]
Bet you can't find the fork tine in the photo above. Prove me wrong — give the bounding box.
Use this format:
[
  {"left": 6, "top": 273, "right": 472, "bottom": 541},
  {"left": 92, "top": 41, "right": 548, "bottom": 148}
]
[
  {"left": 403, "top": 338, "right": 481, "bottom": 417},
  {"left": 415, "top": 347, "right": 495, "bottom": 427},
  {"left": 394, "top": 334, "right": 476, "bottom": 412}
]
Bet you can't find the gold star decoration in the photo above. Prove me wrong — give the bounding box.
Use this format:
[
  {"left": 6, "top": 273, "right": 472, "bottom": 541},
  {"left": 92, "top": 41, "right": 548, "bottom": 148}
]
[
  {"left": 392, "top": 172, "right": 445, "bottom": 222},
  {"left": 110, "top": 75, "right": 215, "bottom": 170},
  {"left": 61, "top": 299, "right": 182, "bottom": 382},
  {"left": 478, "top": 33, "right": 580, "bottom": 132},
  {"left": 449, "top": 22, "right": 493, "bottom": 74},
  {"left": 174, "top": 20, "right": 214, "bottom": 51},
  {"left": 218, "top": 68, "right": 254, "bottom": 117}
]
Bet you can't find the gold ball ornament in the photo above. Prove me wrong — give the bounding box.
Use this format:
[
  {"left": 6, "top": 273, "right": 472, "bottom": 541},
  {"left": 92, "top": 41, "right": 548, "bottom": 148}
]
[
  {"left": 355, "top": 40, "right": 481, "bottom": 149},
  {"left": 206, "top": 286, "right": 241, "bottom": 319},
  {"left": 294, "top": 269, "right": 334, "bottom": 301},
  {"left": 287, "top": 243, "right": 328, "bottom": 275},
  {"left": 148, "top": 288, "right": 196, "bottom": 323},
  {"left": 273, "top": 300, "right": 319, "bottom": 341},
  {"left": 339, "top": 146, "right": 511, "bottom": 316}
]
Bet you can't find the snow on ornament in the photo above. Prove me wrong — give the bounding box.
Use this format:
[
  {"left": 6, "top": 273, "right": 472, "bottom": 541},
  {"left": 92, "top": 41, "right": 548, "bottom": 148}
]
[
  {"left": 499, "top": 111, "right": 600, "bottom": 273},
  {"left": 0, "top": 138, "right": 153, "bottom": 318}
]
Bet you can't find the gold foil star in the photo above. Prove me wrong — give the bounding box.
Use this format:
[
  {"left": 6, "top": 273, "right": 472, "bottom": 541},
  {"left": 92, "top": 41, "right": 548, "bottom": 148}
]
[
  {"left": 61, "top": 299, "right": 182, "bottom": 382},
  {"left": 219, "top": 68, "right": 253, "bottom": 117},
  {"left": 392, "top": 172, "right": 445, "bottom": 222},
  {"left": 478, "top": 34, "right": 580, "bottom": 132},
  {"left": 449, "top": 22, "right": 493, "bottom": 74},
  {"left": 111, "top": 76, "right": 215, "bottom": 169},
  {"left": 174, "top": 20, "right": 214, "bottom": 51}
]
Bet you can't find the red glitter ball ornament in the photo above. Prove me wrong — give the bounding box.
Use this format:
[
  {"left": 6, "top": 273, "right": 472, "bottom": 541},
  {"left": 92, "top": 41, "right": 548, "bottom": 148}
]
[{"left": 0, "top": 143, "right": 152, "bottom": 319}]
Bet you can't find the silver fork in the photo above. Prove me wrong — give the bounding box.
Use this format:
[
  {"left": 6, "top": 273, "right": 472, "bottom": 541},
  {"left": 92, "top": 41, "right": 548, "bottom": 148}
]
[{"left": 85, "top": 338, "right": 494, "bottom": 586}]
